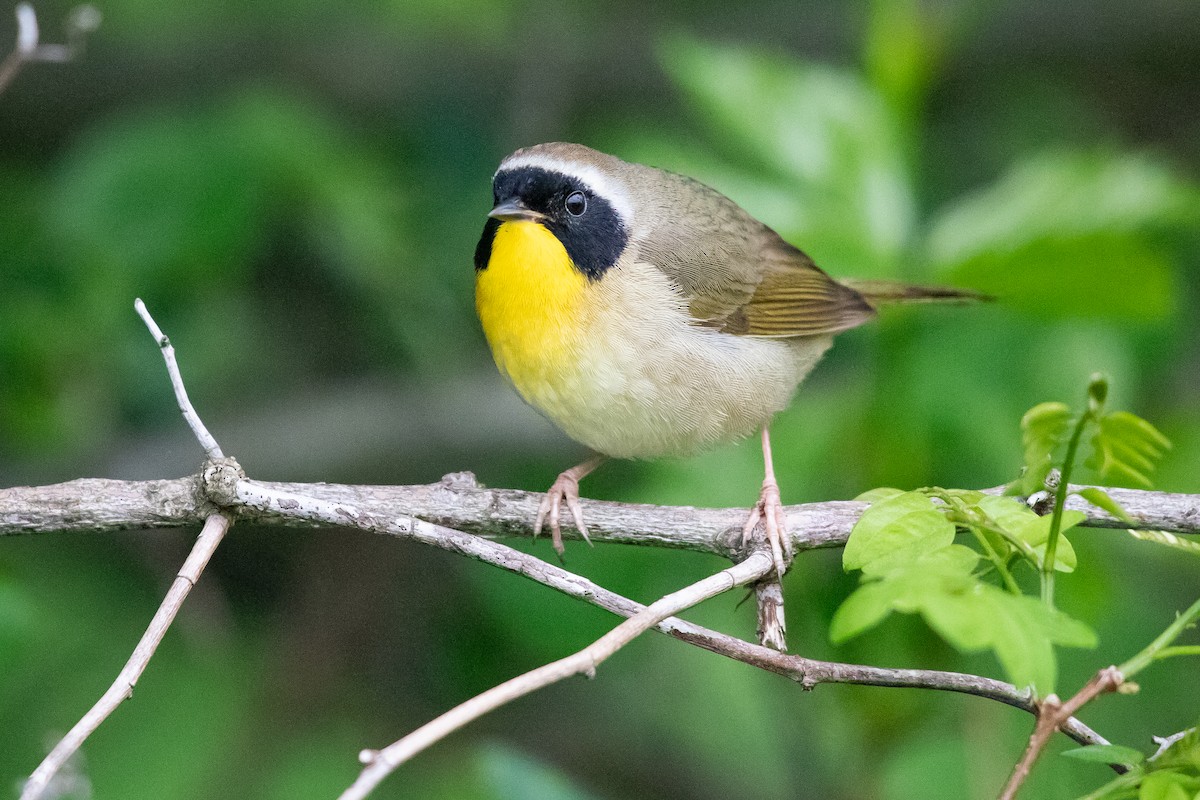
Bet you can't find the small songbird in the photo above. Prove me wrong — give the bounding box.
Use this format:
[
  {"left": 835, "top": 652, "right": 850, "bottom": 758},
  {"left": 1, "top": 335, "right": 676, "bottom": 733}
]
[{"left": 474, "top": 142, "right": 975, "bottom": 577}]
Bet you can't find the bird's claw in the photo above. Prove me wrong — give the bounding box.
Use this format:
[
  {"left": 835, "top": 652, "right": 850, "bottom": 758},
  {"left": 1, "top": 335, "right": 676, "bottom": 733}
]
[
  {"left": 741, "top": 478, "right": 792, "bottom": 578},
  {"left": 534, "top": 470, "right": 593, "bottom": 558}
]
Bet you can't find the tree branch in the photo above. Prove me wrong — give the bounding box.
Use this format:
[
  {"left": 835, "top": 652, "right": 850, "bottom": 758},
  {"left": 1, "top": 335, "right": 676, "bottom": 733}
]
[
  {"left": 339, "top": 551, "right": 775, "bottom": 799},
  {"left": 7, "top": 464, "right": 1116, "bottom": 798},
  {"left": 3, "top": 473, "right": 1196, "bottom": 553},
  {"left": 134, "top": 298, "right": 224, "bottom": 459},
  {"left": 19, "top": 512, "right": 232, "bottom": 800},
  {"left": 999, "top": 666, "right": 1126, "bottom": 800},
  {"left": 219, "top": 469, "right": 1111, "bottom": 746},
  {"left": 0, "top": 3, "right": 100, "bottom": 95},
  {"left": 8, "top": 298, "right": 1188, "bottom": 798}
]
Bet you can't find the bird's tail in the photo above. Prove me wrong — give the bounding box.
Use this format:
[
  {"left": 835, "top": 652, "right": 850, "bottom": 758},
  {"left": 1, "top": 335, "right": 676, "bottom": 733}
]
[{"left": 840, "top": 279, "right": 993, "bottom": 307}]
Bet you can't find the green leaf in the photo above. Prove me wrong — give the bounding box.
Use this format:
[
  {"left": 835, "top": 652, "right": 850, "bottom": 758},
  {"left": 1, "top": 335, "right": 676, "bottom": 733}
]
[
  {"left": 1036, "top": 536, "right": 1078, "bottom": 572},
  {"left": 835, "top": 526, "right": 1093, "bottom": 694},
  {"left": 941, "top": 234, "right": 1177, "bottom": 322},
  {"left": 976, "top": 589, "right": 1096, "bottom": 694},
  {"left": 1087, "top": 411, "right": 1172, "bottom": 487},
  {"left": 1019, "top": 510, "right": 1085, "bottom": 572},
  {"left": 1076, "top": 487, "right": 1134, "bottom": 523},
  {"left": 928, "top": 151, "right": 1198, "bottom": 268},
  {"left": 1062, "top": 744, "right": 1146, "bottom": 766},
  {"left": 1139, "top": 771, "right": 1199, "bottom": 800},
  {"left": 830, "top": 581, "right": 903, "bottom": 643},
  {"left": 838, "top": 574, "right": 1095, "bottom": 694},
  {"left": 974, "top": 496, "right": 1042, "bottom": 565},
  {"left": 977, "top": 495, "right": 1042, "bottom": 530},
  {"left": 916, "top": 583, "right": 997, "bottom": 652},
  {"left": 948, "top": 494, "right": 1028, "bottom": 565},
  {"left": 855, "top": 487, "right": 907, "bottom": 503},
  {"left": 660, "top": 37, "right": 916, "bottom": 275},
  {"left": 842, "top": 491, "right": 956, "bottom": 574},
  {"left": 921, "top": 582, "right": 1097, "bottom": 694},
  {"left": 1015, "top": 402, "right": 1073, "bottom": 495},
  {"left": 832, "top": 546, "right": 980, "bottom": 644}
]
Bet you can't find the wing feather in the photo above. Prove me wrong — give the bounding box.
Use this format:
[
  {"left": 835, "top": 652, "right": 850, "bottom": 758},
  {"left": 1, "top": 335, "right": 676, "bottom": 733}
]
[{"left": 627, "top": 168, "right": 875, "bottom": 338}]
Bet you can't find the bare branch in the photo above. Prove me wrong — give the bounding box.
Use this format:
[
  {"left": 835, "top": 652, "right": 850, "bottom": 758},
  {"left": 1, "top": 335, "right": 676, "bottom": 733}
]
[
  {"left": 20, "top": 512, "right": 232, "bottom": 800},
  {"left": 221, "top": 471, "right": 1112, "bottom": 750},
  {"left": 18, "top": 302, "right": 235, "bottom": 799},
  {"left": 6, "top": 472, "right": 1115, "bottom": 795},
  {"left": 3, "top": 473, "right": 1197, "bottom": 553},
  {"left": 134, "top": 299, "right": 224, "bottom": 459},
  {"left": 0, "top": 3, "right": 100, "bottom": 94},
  {"left": 338, "top": 552, "right": 775, "bottom": 800},
  {"left": 999, "top": 595, "right": 1200, "bottom": 798},
  {"left": 999, "top": 667, "right": 1126, "bottom": 800},
  {"left": 1151, "top": 728, "right": 1196, "bottom": 761}
]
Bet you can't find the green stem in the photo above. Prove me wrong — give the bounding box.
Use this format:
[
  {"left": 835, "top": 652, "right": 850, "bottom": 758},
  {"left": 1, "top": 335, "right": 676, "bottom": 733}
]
[
  {"left": 976, "top": 520, "right": 1041, "bottom": 564},
  {"left": 925, "top": 490, "right": 1024, "bottom": 594},
  {"left": 1042, "top": 410, "right": 1091, "bottom": 608},
  {"left": 1118, "top": 596, "right": 1200, "bottom": 678},
  {"left": 1154, "top": 645, "right": 1200, "bottom": 661},
  {"left": 966, "top": 526, "right": 1022, "bottom": 594}
]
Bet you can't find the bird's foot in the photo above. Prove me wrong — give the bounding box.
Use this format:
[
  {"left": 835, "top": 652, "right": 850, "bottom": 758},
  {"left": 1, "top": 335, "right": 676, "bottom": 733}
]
[
  {"left": 743, "top": 478, "right": 792, "bottom": 651},
  {"left": 741, "top": 476, "right": 793, "bottom": 579},
  {"left": 534, "top": 459, "right": 602, "bottom": 558}
]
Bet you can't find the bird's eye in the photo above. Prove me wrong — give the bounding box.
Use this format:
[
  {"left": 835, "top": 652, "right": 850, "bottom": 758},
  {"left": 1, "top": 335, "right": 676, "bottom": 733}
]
[{"left": 565, "top": 191, "right": 587, "bottom": 216}]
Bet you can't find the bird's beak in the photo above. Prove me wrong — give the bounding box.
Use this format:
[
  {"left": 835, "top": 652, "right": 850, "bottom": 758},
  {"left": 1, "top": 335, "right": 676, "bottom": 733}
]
[{"left": 488, "top": 199, "right": 547, "bottom": 223}]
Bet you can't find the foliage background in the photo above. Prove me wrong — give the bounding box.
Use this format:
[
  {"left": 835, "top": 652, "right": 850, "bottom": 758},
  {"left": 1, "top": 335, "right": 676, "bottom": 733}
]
[{"left": 1, "top": 1, "right": 1198, "bottom": 798}]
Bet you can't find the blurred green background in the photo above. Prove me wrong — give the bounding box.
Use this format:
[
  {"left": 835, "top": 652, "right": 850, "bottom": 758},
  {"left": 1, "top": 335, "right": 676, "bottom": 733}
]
[{"left": 2, "top": 0, "right": 1198, "bottom": 798}]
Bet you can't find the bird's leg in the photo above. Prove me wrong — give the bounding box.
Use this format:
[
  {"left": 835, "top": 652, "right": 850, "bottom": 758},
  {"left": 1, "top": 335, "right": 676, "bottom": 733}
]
[
  {"left": 535, "top": 454, "right": 607, "bottom": 558},
  {"left": 741, "top": 426, "right": 793, "bottom": 577},
  {"left": 742, "top": 426, "right": 791, "bottom": 651}
]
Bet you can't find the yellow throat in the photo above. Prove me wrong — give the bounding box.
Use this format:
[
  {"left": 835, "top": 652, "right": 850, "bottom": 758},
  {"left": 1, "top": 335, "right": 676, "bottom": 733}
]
[{"left": 475, "top": 220, "right": 589, "bottom": 400}]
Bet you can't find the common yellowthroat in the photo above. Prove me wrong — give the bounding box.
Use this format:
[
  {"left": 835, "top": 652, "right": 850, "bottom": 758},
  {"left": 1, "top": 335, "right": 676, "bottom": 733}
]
[{"left": 475, "top": 142, "right": 975, "bottom": 575}]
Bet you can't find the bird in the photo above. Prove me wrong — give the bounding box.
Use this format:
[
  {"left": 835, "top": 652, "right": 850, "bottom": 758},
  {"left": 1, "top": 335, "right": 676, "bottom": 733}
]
[{"left": 474, "top": 142, "right": 976, "bottom": 579}]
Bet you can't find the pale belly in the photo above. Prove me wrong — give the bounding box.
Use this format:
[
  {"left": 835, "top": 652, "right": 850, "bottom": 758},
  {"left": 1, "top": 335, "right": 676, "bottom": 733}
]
[{"left": 494, "top": 261, "right": 832, "bottom": 459}]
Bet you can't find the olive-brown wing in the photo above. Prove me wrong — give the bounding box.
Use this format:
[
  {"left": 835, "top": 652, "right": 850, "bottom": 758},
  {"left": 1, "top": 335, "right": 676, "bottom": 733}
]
[{"left": 716, "top": 238, "right": 877, "bottom": 337}]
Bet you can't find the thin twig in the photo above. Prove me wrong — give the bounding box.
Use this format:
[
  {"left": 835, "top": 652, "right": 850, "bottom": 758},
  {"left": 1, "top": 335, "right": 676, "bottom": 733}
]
[
  {"left": 337, "top": 552, "right": 774, "bottom": 800},
  {"left": 134, "top": 299, "right": 224, "bottom": 459},
  {"left": 20, "top": 513, "right": 232, "bottom": 800},
  {"left": 228, "top": 475, "right": 1108, "bottom": 749},
  {"left": 21, "top": 302, "right": 229, "bottom": 799},
  {"left": 1118, "top": 595, "right": 1200, "bottom": 677},
  {"left": 0, "top": 3, "right": 100, "bottom": 94},
  {"left": 1150, "top": 728, "right": 1196, "bottom": 761},
  {"left": 998, "top": 667, "right": 1125, "bottom": 800},
  {"left": 999, "top": 595, "right": 1200, "bottom": 798}
]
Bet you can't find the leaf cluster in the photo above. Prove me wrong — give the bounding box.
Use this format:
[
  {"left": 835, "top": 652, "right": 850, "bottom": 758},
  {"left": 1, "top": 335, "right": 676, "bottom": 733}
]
[
  {"left": 832, "top": 489, "right": 1095, "bottom": 694},
  {"left": 834, "top": 377, "right": 1172, "bottom": 696},
  {"left": 1015, "top": 375, "right": 1171, "bottom": 497},
  {"left": 1068, "top": 726, "right": 1200, "bottom": 800}
]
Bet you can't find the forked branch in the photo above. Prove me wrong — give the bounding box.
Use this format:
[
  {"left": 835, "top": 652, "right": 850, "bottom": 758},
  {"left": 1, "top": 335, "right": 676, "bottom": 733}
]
[
  {"left": 0, "top": 3, "right": 100, "bottom": 94},
  {"left": 20, "top": 512, "right": 232, "bottom": 800},
  {"left": 14, "top": 299, "right": 1187, "bottom": 799},
  {"left": 339, "top": 552, "right": 775, "bottom": 799}
]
